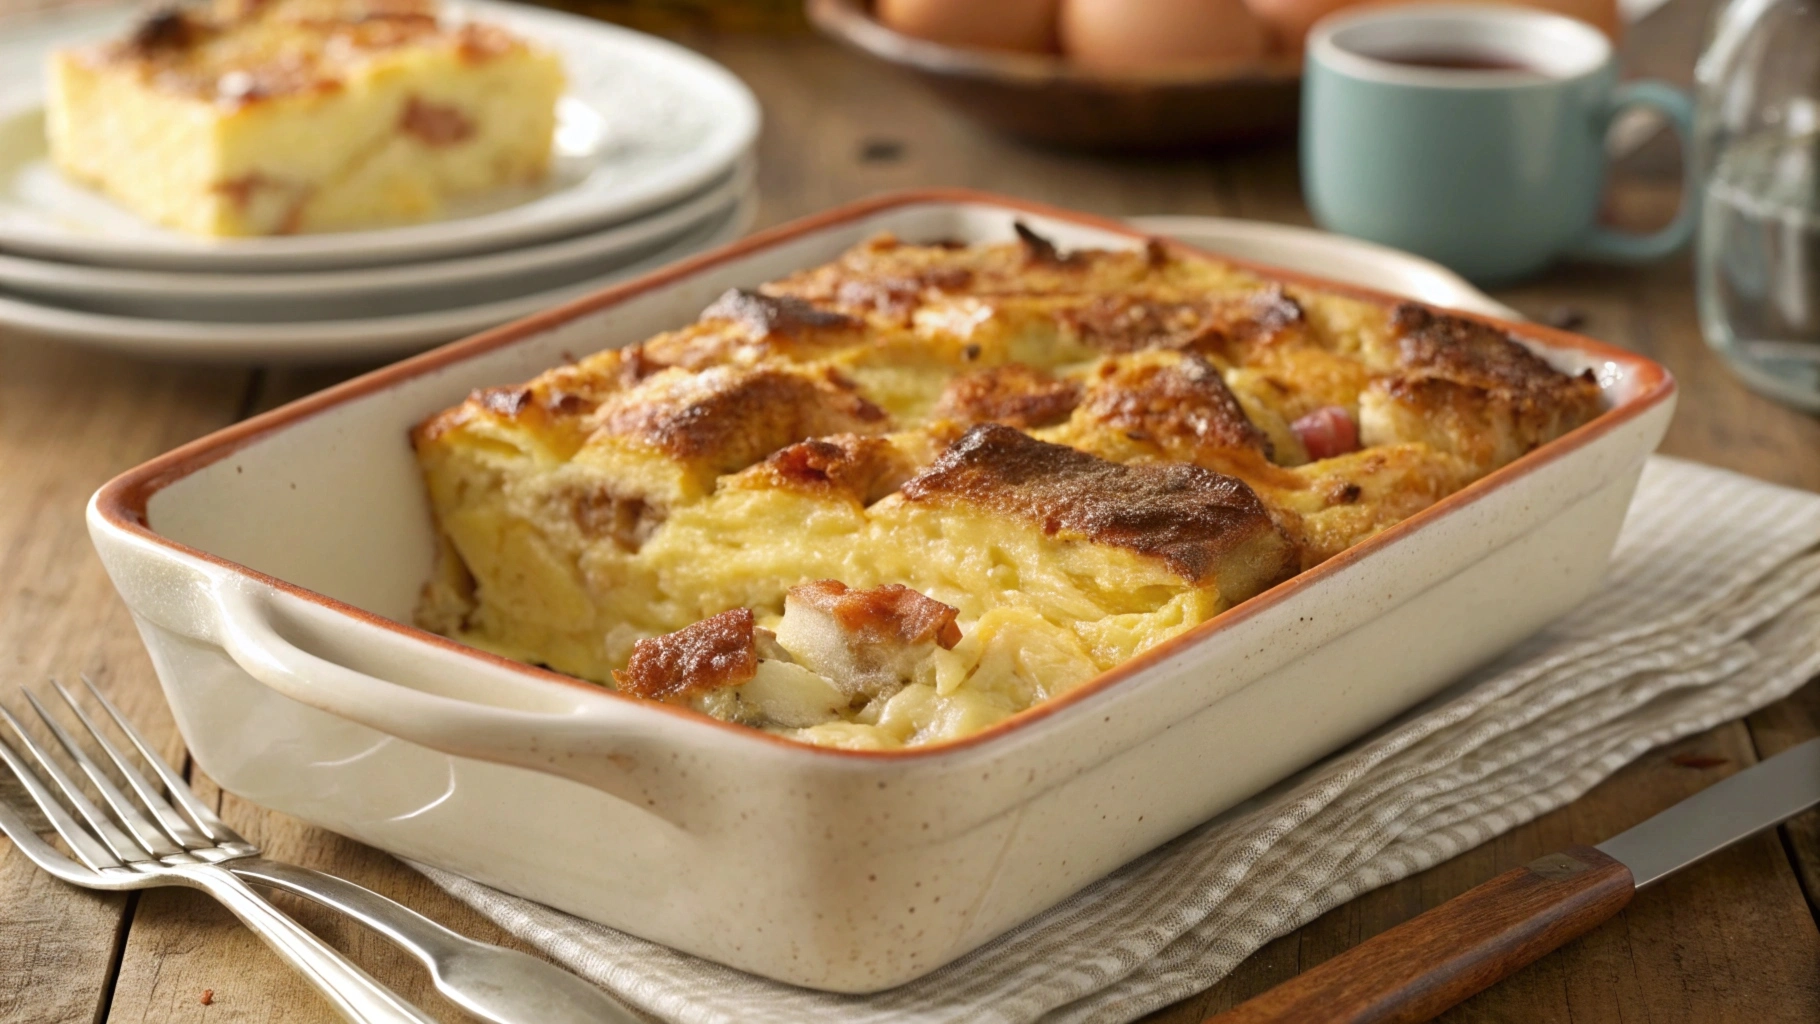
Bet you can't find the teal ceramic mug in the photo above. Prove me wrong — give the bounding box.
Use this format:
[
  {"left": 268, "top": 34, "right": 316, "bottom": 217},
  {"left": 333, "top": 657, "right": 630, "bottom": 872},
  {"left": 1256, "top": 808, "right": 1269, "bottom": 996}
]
[{"left": 1302, "top": 4, "right": 1695, "bottom": 284}]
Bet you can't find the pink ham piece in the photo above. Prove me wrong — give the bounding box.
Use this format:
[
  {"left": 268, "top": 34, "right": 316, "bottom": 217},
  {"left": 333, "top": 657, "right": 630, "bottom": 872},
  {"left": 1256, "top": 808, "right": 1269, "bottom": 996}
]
[{"left": 1292, "top": 406, "right": 1360, "bottom": 461}]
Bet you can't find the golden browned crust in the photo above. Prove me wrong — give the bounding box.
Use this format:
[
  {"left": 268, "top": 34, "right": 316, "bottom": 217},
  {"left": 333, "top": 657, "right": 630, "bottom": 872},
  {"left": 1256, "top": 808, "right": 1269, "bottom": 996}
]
[
  {"left": 473, "top": 385, "right": 534, "bottom": 417},
  {"left": 450, "top": 21, "right": 521, "bottom": 62},
  {"left": 1225, "top": 285, "right": 1306, "bottom": 346},
  {"left": 1057, "top": 285, "right": 1304, "bottom": 356},
  {"left": 612, "top": 607, "right": 757, "bottom": 701},
  {"left": 1361, "top": 305, "right": 1605, "bottom": 467},
  {"left": 787, "top": 580, "right": 962, "bottom": 651},
  {"left": 699, "top": 289, "right": 862, "bottom": 340},
  {"left": 1391, "top": 304, "right": 1589, "bottom": 397},
  {"left": 1058, "top": 296, "right": 1218, "bottom": 353},
  {"left": 411, "top": 353, "right": 633, "bottom": 447},
  {"left": 1013, "top": 221, "right": 1081, "bottom": 267},
  {"left": 756, "top": 240, "right": 979, "bottom": 326},
  {"left": 630, "top": 296, "right": 869, "bottom": 372},
  {"left": 82, "top": 0, "right": 529, "bottom": 104},
  {"left": 124, "top": 8, "right": 201, "bottom": 55},
  {"left": 934, "top": 364, "right": 1082, "bottom": 429},
  {"left": 761, "top": 231, "right": 1178, "bottom": 323},
  {"left": 825, "top": 268, "right": 977, "bottom": 321},
  {"left": 598, "top": 366, "right": 889, "bottom": 471},
  {"left": 748, "top": 434, "right": 918, "bottom": 505},
  {"left": 1077, "top": 352, "right": 1275, "bottom": 462},
  {"left": 900, "top": 423, "right": 1295, "bottom": 590}
]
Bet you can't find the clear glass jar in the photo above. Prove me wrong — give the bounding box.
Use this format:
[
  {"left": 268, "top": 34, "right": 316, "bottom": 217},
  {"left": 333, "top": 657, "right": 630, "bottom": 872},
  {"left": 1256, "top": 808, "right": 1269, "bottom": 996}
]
[{"left": 1694, "top": 0, "right": 1820, "bottom": 411}]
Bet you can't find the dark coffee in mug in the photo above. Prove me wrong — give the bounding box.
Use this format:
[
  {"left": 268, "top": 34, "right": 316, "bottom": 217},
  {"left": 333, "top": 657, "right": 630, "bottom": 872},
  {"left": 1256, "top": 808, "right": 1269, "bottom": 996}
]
[{"left": 1376, "top": 52, "right": 1545, "bottom": 73}]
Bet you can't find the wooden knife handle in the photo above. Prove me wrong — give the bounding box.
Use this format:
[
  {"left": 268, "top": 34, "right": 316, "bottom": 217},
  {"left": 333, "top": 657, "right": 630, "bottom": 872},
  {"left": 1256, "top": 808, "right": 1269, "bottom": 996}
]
[{"left": 1203, "top": 845, "right": 1635, "bottom": 1024}]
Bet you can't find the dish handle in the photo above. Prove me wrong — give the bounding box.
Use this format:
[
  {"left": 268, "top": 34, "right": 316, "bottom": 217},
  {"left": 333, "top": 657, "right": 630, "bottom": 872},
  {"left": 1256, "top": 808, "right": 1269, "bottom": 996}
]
[{"left": 209, "top": 580, "right": 691, "bottom": 817}]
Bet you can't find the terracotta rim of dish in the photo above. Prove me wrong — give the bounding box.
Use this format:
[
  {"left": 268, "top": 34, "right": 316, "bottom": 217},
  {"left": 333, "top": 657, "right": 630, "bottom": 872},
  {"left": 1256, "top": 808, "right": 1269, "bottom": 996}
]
[
  {"left": 94, "top": 188, "right": 1677, "bottom": 763},
  {"left": 804, "top": 0, "right": 1302, "bottom": 87}
]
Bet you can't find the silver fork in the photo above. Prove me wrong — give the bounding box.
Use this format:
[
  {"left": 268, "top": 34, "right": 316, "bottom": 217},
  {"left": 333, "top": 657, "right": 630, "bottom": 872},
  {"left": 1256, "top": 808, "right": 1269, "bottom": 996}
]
[{"left": 0, "top": 677, "right": 639, "bottom": 1024}]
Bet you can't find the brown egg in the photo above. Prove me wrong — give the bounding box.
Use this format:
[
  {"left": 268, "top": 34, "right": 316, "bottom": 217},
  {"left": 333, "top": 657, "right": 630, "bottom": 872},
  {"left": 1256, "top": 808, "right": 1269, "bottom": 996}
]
[
  {"left": 876, "top": 0, "right": 1061, "bottom": 53},
  {"left": 1059, "top": 0, "right": 1270, "bottom": 73}
]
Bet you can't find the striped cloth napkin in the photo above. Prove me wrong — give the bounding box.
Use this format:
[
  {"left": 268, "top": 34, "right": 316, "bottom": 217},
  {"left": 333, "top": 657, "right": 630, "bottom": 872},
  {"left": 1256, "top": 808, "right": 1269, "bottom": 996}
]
[{"left": 416, "top": 455, "right": 1820, "bottom": 1024}]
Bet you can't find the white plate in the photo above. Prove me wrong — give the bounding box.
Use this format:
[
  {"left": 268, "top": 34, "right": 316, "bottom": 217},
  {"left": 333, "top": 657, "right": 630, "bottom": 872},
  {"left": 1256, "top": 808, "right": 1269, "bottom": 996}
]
[
  {"left": 0, "top": 0, "right": 760, "bottom": 270},
  {"left": 0, "top": 186, "right": 756, "bottom": 362},
  {"left": 0, "top": 158, "right": 753, "bottom": 322},
  {"left": 1128, "top": 215, "right": 1520, "bottom": 320}
]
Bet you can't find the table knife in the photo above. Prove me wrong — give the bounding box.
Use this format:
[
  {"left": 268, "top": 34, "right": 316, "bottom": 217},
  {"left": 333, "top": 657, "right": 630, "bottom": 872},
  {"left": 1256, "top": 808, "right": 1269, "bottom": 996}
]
[{"left": 1205, "top": 738, "right": 1820, "bottom": 1024}]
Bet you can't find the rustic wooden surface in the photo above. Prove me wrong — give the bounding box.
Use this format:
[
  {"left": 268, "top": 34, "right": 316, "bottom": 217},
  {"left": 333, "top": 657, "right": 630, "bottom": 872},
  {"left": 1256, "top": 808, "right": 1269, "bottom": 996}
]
[
  {"left": 1204, "top": 846, "right": 1639, "bottom": 1024},
  {"left": 3, "top": 0, "right": 1819, "bottom": 1021}
]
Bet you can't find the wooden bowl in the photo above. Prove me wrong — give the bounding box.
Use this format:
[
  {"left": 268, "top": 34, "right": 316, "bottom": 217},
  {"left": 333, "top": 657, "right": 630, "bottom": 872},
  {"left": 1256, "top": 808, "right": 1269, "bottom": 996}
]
[{"left": 805, "top": 0, "right": 1302, "bottom": 152}]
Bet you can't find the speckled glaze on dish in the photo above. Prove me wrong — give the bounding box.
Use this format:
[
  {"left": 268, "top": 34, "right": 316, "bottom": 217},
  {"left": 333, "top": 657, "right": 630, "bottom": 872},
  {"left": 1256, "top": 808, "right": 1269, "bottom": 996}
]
[{"left": 88, "top": 191, "right": 1676, "bottom": 993}]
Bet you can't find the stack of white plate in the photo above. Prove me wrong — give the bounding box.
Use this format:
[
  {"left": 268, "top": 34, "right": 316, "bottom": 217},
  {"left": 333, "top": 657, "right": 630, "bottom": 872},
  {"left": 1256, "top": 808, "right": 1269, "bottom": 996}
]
[{"left": 0, "top": 0, "right": 761, "bottom": 362}]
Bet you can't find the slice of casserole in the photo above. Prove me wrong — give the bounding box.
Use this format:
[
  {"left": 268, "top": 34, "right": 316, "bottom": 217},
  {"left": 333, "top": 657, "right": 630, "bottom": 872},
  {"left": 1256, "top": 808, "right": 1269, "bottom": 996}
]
[
  {"left": 412, "top": 229, "right": 1604, "bottom": 749},
  {"left": 45, "top": 0, "right": 563, "bottom": 237}
]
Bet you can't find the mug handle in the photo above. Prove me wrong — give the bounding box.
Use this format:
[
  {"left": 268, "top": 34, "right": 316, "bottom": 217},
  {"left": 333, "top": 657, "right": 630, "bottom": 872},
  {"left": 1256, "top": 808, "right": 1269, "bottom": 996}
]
[{"left": 1573, "top": 81, "right": 1697, "bottom": 264}]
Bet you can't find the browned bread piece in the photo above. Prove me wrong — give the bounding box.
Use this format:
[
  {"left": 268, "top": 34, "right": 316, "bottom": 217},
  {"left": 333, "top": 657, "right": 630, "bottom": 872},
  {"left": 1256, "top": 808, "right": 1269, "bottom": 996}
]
[
  {"left": 1359, "top": 304, "right": 1605, "bottom": 471},
  {"left": 901, "top": 423, "right": 1297, "bottom": 604},
  {"left": 933, "top": 364, "right": 1083, "bottom": 429}
]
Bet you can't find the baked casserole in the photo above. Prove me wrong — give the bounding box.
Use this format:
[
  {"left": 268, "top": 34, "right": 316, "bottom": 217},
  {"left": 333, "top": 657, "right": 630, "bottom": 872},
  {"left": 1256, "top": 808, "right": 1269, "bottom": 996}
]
[
  {"left": 45, "top": 0, "right": 563, "bottom": 237},
  {"left": 413, "top": 228, "right": 1603, "bottom": 750}
]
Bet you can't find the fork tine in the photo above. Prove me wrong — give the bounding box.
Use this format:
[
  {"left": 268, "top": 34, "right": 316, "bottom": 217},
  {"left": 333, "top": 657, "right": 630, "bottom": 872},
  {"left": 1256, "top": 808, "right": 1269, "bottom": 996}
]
[
  {"left": 0, "top": 702, "right": 148, "bottom": 865},
  {"left": 22, "top": 687, "right": 184, "bottom": 859},
  {"left": 0, "top": 729, "right": 124, "bottom": 872},
  {"left": 0, "top": 787, "right": 104, "bottom": 885},
  {"left": 49, "top": 679, "right": 212, "bottom": 850},
  {"left": 79, "top": 674, "right": 241, "bottom": 845}
]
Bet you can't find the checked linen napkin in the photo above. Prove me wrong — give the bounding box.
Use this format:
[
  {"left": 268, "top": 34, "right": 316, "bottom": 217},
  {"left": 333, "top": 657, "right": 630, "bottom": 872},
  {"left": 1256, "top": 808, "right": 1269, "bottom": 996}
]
[{"left": 416, "top": 455, "right": 1820, "bottom": 1024}]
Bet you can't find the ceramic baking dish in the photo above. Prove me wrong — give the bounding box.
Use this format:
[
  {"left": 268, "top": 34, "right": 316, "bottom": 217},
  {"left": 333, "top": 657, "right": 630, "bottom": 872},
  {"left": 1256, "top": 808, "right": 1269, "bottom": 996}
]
[{"left": 88, "top": 191, "right": 1676, "bottom": 993}]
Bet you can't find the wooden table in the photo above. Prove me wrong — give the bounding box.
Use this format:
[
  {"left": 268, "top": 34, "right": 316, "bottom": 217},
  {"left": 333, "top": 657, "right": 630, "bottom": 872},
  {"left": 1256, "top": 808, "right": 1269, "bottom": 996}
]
[{"left": 4, "top": 2, "right": 1820, "bottom": 1021}]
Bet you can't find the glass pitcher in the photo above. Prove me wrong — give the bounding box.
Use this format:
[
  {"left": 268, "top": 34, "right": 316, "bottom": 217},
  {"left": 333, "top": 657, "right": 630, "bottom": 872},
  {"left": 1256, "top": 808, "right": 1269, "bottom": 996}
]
[{"left": 1694, "top": 0, "right": 1820, "bottom": 411}]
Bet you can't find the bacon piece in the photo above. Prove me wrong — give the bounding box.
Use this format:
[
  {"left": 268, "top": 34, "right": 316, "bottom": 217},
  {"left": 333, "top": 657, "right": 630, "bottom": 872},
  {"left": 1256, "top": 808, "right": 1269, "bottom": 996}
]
[
  {"left": 790, "top": 580, "right": 961, "bottom": 650},
  {"left": 209, "top": 172, "right": 284, "bottom": 211},
  {"left": 569, "top": 489, "right": 659, "bottom": 552},
  {"left": 1291, "top": 406, "right": 1360, "bottom": 461},
  {"left": 399, "top": 97, "right": 475, "bottom": 146},
  {"left": 612, "top": 608, "right": 758, "bottom": 702},
  {"left": 775, "top": 581, "right": 962, "bottom": 697},
  {"left": 751, "top": 435, "right": 917, "bottom": 505}
]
